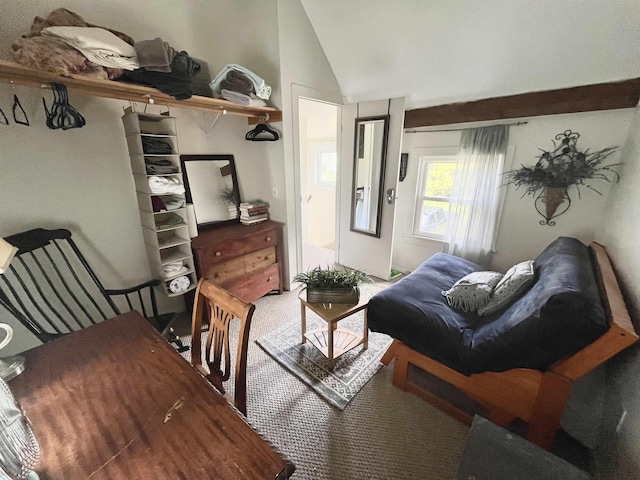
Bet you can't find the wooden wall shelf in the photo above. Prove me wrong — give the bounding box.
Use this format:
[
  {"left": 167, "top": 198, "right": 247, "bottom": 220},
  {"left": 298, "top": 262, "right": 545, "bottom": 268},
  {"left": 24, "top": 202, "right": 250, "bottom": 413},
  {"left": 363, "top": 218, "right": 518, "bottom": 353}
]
[{"left": 0, "top": 60, "right": 282, "bottom": 123}]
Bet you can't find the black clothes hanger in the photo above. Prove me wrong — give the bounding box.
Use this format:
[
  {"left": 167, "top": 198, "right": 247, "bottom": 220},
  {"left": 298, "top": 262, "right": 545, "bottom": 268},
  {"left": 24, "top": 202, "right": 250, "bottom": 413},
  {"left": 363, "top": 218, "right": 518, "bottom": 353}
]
[
  {"left": 12, "top": 94, "right": 29, "bottom": 126},
  {"left": 245, "top": 122, "right": 279, "bottom": 142},
  {"left": 42, "top": 83, "right": 86, "bottom": 130},
  {"left": 0, "top": 106, "right": 8, "bottom": 126}
]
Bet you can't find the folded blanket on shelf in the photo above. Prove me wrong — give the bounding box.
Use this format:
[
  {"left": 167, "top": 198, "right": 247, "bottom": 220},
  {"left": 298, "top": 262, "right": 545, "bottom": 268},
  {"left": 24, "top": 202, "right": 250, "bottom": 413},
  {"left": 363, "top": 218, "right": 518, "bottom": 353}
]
[
  {"left": 221, "top": 89, "right": 267, "bottom": 107},
  {"left": 134, "top": 37, "right": 176, "bottom": 73},
  {"left": 42, "top": 26, "right": 139, "bottom": 70},
  {"left": 27, "top": 8, "right": 135, "bottom": 46},
  {"left": 210, "top": 64, "right": 271, "bottom": 100}
]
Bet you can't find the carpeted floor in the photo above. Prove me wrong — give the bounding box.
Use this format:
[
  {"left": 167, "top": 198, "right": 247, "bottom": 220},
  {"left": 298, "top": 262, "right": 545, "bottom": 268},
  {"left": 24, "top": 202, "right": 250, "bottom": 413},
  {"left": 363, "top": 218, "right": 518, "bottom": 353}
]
[{"left": 178, "top": 284, "right": 470, "bottom": 480}]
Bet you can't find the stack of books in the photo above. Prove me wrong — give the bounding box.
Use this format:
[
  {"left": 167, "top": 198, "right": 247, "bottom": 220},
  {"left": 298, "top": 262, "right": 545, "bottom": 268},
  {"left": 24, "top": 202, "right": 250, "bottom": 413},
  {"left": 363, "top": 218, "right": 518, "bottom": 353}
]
[
  {"left": 227, "top": 204, "right": 239, "bottom": 219},
  {"left": 239, "top": 200, "right": 269, "bottom": 225}
]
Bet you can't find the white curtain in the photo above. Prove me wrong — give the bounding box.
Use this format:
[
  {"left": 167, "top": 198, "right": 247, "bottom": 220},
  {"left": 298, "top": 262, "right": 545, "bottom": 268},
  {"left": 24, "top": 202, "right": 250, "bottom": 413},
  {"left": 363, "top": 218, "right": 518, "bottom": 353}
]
[{"left": 445, "top": 125, "right": 508, "bottom": 266}]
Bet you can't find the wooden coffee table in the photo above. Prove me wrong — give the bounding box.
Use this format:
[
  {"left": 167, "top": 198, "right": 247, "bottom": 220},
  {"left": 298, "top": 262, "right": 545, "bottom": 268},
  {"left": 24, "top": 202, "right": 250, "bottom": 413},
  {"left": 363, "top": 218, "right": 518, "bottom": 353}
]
[{"left": 299, "top": 290, "right": 370, "bottom": 369}]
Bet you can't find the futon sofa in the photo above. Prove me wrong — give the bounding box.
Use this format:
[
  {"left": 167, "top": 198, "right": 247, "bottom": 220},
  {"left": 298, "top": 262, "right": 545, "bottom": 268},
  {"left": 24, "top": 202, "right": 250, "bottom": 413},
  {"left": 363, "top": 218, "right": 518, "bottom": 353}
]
[{"left": 368, "top": 237, "right": 637, "bottom": 449}]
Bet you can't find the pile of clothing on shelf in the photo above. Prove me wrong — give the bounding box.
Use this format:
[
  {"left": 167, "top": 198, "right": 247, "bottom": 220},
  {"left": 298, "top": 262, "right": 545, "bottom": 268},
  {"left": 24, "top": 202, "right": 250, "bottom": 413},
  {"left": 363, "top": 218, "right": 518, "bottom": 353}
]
[
  {"left": 121, "top": 40, "right": 201, "bottom": 100},
  {"left": 209, "top": 64, "right": 272, "bottom": 106},
  {"left": 11, "top": 8, "right": 208, "bottom": 100},
  {"left": 11, "top": 8, "right": 135, "bottom": 80}
]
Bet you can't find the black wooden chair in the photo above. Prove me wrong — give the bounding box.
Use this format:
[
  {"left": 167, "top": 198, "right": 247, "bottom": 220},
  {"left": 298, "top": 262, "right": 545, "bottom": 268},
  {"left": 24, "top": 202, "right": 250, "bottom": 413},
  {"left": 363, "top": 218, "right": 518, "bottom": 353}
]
[{"left": 0, "top": 228, "right": 188, "bottom": 352}]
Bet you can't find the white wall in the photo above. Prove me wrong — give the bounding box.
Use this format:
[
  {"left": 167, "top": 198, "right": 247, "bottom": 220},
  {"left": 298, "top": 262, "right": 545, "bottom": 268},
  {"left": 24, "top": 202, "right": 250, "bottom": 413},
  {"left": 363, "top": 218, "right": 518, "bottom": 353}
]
[
  {"left": 594, "top": 107, "right": 640, "bottom": 480},
  {"left": 392, "top": 109, "right": 636, "bottom": 273},
  {"left": 0, "top": 1, "right": 282, "bottom": 354},
  {"left": 276, "top": 0, "right": 343, "bottom": 285},
  {"left": 392, "top": 131, "right": 461, "bottom": 272},
  {"left": 493, "top": 109, "right": 635, "bottom": 270}
]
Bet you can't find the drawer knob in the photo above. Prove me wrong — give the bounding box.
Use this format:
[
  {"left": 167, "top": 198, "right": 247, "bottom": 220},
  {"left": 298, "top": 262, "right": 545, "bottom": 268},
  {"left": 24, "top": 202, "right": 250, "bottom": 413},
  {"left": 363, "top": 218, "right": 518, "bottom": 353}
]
[
  {"left": 265, "top": 236, "right": 272, "bottom": 242},
  {"left": 215, "top": 251, "right": 221, "bottom": 257},
  {"left": 267, "top": 276, "right": 273, "bottom": 282}
]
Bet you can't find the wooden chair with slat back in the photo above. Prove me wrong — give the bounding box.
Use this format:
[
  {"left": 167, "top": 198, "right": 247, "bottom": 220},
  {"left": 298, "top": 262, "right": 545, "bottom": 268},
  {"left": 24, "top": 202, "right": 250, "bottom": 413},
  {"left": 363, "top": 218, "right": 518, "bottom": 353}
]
[
  {"left": 190, "top": 278, "right": 255, "bottom": 416},
  {"left": 0, "top": 227, "right": 188, "bottom": 352}
]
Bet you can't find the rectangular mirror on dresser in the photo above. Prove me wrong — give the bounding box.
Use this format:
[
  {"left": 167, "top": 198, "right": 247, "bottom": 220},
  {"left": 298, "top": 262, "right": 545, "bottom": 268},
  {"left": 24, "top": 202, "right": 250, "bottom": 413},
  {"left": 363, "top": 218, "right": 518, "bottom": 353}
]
[{"left": 180, "top": 154, "right": 240, "bottom": 229}]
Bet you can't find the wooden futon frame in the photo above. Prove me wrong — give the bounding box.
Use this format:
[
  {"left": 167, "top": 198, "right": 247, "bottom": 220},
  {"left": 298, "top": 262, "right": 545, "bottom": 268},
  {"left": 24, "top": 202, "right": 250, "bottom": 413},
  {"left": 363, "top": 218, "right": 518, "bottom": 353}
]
[{"left": 380, "top": 242, "right": 638, "bottom": 450}]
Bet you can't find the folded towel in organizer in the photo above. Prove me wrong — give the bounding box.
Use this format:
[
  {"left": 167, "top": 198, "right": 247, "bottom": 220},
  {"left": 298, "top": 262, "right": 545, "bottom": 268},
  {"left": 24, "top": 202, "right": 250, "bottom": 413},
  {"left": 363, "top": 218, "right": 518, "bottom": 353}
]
[
  {"left": 163, "top": 261, "right": 189, "bottom": 279},
  {"left": 42, "top": 26, "right": 139, "bottom": 70},
  {"left": 156, "top": 213, "right": 187, "bottom": 228},
  {"left": 148, "top": 176, "right": 185, "bottom": 195},
  {"left": 221, "top": 89, "right": 267, "bottom": 107},
  {"left": 156, "top": 213, "right": 186, "bottom": 229},
  {"left": 210, "top": 64, "right": 271, "bottom": 100},
  {"left": 164, "top": 197, "right": 185, "bottom": 211},
  {"left": 146, "top": 164, "right": 179, "bottom": 175},
  {"left": 145, "top": 157, "right": 173, "bottom": 166},
  {"left": 134, "top": 37, "right": 175, "bottom": 73},
  {"left": 142, "top": 137, "right": 173, "bottom": 154}
]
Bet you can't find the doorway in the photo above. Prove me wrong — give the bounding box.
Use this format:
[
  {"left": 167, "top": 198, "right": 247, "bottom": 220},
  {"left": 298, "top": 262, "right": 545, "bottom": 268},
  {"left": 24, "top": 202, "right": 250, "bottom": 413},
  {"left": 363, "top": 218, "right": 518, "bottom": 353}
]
[{"left": 297, "top": 98, "right": 340, "bottom": 273}]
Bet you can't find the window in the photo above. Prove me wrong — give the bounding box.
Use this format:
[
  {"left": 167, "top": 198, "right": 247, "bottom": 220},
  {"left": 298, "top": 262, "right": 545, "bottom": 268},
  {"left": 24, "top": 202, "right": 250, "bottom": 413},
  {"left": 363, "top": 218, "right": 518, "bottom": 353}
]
[
  {"left": 412, "top": 155, "right": 457, "bottom": 240},
  {"left": 313, "top": 142, "right": 337, "bottom": 186}
]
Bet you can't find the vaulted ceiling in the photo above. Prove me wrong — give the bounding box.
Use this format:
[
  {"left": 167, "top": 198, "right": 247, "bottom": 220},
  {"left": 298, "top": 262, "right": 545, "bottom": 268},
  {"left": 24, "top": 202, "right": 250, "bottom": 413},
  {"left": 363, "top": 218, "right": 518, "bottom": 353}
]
[{"left": 300, "top": 0, "right": 640, "bottom": 110}]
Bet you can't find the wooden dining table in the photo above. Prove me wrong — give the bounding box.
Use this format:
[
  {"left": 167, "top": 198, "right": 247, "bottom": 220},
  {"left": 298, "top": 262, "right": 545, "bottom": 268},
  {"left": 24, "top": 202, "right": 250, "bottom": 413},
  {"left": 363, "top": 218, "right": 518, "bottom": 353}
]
[{"left": 8, "top": 311, "right": 295, "bottom": 479}]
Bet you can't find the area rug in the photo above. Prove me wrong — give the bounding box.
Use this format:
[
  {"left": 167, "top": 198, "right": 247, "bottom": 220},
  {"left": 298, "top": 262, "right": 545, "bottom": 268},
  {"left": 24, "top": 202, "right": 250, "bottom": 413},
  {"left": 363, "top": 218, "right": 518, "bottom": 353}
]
[{"left": 256, "top": 313, "right": 393, "bottom": 410}]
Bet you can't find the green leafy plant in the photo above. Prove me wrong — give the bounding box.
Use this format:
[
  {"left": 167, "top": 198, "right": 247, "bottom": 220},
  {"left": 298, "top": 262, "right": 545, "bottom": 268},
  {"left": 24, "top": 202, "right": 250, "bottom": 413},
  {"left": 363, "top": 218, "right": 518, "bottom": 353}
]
[
  {"left": 293, "top": 266, "right": 369, "bottom": 289},
  {"left": 219, "top": 185, "right": 239, "bottom": 205},
  {"left": 503, "top": 130, "right": 620, "bottom": 197}
]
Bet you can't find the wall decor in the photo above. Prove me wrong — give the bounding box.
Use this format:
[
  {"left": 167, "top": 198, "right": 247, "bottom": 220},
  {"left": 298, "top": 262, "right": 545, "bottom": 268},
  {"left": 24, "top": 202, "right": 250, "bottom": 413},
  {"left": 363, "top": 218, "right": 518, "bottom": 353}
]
[{"left": 503, "top": 130, "right": 620, "bottom": 225}]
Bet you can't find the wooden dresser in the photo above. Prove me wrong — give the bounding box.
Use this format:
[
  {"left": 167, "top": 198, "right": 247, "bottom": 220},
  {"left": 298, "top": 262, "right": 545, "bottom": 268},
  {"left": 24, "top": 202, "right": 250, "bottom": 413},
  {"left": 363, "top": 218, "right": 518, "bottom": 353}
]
[{"left": 191, "top": 220, "right": 284, "bottom": 303}]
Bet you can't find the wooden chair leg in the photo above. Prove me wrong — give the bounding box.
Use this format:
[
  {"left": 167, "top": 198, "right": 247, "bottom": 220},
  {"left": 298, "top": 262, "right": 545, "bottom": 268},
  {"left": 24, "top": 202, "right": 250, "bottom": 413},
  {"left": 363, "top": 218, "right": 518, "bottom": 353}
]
[{"left": 527, "top": 371, "right": 573, "bottom": 450}]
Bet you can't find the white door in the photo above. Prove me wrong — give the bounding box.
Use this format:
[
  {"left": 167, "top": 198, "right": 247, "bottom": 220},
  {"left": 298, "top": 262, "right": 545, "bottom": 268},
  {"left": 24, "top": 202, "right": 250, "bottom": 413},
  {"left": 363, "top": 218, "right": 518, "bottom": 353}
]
[{"left": 337, "top": 97, "right": 405, "bottom": 280}]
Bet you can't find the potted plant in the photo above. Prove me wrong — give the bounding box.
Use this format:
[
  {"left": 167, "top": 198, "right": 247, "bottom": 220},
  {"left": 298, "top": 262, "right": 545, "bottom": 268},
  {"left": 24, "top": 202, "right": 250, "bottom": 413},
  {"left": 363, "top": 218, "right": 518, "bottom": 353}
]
[
  {"left": 219, "top": 185, "right": 239, "bottom": 219},
  {"left": 503, "top": 130, "right": 620, "bottom": 225},
  {"left": 293, "top": 266, "right": 369, "bottom": 304}
]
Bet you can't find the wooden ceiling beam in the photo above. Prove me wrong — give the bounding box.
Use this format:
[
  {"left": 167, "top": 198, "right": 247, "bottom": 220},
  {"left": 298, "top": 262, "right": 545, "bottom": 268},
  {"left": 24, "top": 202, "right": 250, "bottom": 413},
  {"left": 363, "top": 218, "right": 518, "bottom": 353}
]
[{"left": 404, "top": 78, "right": 640, "bottom": 128}]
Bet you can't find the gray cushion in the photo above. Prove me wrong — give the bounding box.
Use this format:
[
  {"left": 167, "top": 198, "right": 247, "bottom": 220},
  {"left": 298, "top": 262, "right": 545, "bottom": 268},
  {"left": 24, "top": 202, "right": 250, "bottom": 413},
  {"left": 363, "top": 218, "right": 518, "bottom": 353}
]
[
  {"left": 477, "top": 260, "right": 535, "bottom": 316},
  {"left": 442, "top": 271, "right": 504, "bottom": 312}
]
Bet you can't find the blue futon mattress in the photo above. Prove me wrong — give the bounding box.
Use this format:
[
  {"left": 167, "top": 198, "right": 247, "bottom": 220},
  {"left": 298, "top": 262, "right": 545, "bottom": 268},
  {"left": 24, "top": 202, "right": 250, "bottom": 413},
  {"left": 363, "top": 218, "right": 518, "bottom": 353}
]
[{"left": 368, "top": 237, "right": 609, "bottom": 375}]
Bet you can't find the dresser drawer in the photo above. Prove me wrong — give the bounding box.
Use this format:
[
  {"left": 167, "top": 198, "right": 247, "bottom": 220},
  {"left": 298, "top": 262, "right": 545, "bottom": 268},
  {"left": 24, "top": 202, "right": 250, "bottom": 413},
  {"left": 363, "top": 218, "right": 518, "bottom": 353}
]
[
  {"left": 199, "top": 228, "right": 278, "bottom": 266},
  {"left": 222, "top": 263, "right": 280, "bottom": 303},
  {"left": 205, "top": 247, "right": 276, "bottom": 284}
]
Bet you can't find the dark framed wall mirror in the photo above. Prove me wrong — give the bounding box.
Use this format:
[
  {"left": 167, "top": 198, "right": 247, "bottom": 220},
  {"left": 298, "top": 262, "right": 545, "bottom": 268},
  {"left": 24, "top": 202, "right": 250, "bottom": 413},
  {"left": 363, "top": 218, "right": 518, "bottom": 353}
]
[
  {"left": 350, "top": 115, "right": 390, "bottom": 237},
  {"left": 180, "top": 154, "right": 240, "bottom": 229}
]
